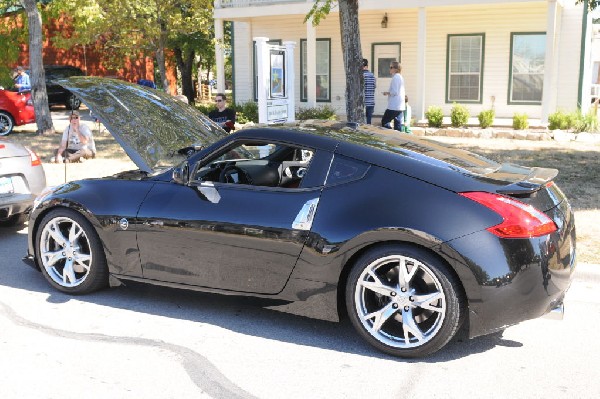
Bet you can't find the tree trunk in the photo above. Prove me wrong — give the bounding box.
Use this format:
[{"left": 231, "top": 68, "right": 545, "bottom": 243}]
[
  {"left": 338, "top": 0, "right": 364, "bottom": 124},
  {"left": 21, "top": 0, "right": 54, "bottom": 135},
  {"left": 174, "top": 47, "right": 196, "bottom": 105},
  {"left": 156, "top": 22, "right": 170, "bottom": 94}
]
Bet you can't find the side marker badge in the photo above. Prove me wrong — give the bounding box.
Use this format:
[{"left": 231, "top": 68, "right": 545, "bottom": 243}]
[{"left": 119, "top": 218, "right": 129, "bottom": 230}]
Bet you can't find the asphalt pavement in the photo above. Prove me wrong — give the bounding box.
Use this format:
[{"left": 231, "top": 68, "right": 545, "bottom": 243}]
[{"left": 1, "top": 221, "right": 599, "bottom": 398}]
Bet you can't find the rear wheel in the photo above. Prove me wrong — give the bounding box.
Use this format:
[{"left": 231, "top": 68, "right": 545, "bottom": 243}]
[
  {"left": 35, "top": 208, "right": 108, "bottom": 294},
  {"left": 66, "top": 94, "right": 81, "bottom": 110},
  {"left": 0, "top": 110, "right": 15, "bottom": 136},
  {"left": 0, "top": 213, "right": 27, "bottom": 227},
  {"left": 346, "top": 244, "right": 465, "bottom": 358}
]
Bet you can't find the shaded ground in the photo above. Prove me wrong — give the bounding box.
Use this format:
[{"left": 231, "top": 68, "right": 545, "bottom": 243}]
[{"left": 6, "top": 124, "right": 599, "bottom": 263}]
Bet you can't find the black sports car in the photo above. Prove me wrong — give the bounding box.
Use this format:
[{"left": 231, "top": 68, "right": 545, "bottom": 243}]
[{"left": 24, "top": 77, "right": 576, "bottom": 358}]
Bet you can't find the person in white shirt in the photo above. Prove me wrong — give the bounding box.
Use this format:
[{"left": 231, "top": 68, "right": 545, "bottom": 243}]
[
  {"left": 381, "top": 61, "right": 406, "bottom": 131},
  {"left": 52, "top": 111, "right": 95, "bottom": 163}
]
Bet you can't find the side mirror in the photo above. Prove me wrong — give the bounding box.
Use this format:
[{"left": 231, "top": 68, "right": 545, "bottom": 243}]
[{"left": 172, "top": 162, "right": 190, "bottom": 185}]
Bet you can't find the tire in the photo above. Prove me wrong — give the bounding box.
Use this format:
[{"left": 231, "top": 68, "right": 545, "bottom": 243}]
[
  {"left": 66, "top": 94, "right": 81, "bottom": 110},
  {"left": 34, "top": 208, "right": 108, "bottom": 294},
  {"left": 0, "top": 110, "right": 15, "bottom": 136},
  {"left": 346, "top": 244, "right": 465, "bottom": 358},
  {"left": 0, "top": 213, "right": 28, "bottom": 227}
]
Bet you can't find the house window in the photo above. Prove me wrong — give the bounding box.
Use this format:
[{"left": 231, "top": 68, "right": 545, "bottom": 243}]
[
  {"left": 254, "top": 39, "right": 282, "bottom": 101},
  {"left": 509, "top": 33, "right": 546, "bottom": 104},
  {"left": 447, "top": 34, "right": 484, "bottom": 103},
  {"left": 300, "top": 39, "right": 331, "bottom": 102}
]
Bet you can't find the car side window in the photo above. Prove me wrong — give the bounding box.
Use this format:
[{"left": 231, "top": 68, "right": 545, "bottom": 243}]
[
  {"left": 326, "top": 155, "right": 370, "bottom": 186},
  {"left": 193, "top": 141, "right": 315, "bottom": 189}
]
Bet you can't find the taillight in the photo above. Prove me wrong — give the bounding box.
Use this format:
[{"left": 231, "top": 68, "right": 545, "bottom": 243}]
[
  {"left": 25, "top": 146, "right": 42, "bottom": 166},
  {"left": 459, "top": 191, "right": 557, "bottom": 238}
]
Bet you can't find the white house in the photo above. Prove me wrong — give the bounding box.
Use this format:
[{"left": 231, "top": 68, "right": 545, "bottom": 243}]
[{"left": 213, "top": 0, "right": 594, "bottom": 124}]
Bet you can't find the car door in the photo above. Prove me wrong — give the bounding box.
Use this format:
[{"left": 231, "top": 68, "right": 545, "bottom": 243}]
[{"left": 135, "top": 146, "right": 331, "bottom": 295}]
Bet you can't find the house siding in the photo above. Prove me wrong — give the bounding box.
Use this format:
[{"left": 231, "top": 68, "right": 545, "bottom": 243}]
[{"left": 229, "top": 1, "right": 585, "bottom": 121}]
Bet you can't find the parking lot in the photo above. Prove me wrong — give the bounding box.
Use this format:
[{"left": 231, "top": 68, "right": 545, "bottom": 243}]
[{"left": 1, "top": 220, "right": 599, "bottom": 398}]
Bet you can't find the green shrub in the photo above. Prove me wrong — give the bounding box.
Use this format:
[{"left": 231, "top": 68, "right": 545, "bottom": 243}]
[
  {"left": 548, "top": 110, "right": 575, "bottom": 130},
  {"left": 195, "top": 100, "right": 259, "bottom": 124},
  {"left": 572, "top": 110, "right": 598, "bottom": 133},
  {"left": 478, "top": 109, "right": 495, "bottom": 129},
  {"left": 195, "top": 103, "right": 212, "bottom": 115},
  {"left": 512, "top": 113, "right": 529, "bottom": 130},
  {"left": 235, "top": 101, "right": 259, "bottom": 123},
  {"left": 295, "top": 104, "right": 338, "bottom": 121},
  {"left": 425, "top": 106, "right": 444, "bottom": 128},
  {"left": 450, "top": 103, "right": 470, "bottom": 127}
]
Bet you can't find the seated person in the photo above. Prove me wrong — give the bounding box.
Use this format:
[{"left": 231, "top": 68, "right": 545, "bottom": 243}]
[
  {"left": 52, "top": 111, "right": 95, "bottom": 163},
  {"left": 208, "top": 93, "right": 236, "bottom": 133}
]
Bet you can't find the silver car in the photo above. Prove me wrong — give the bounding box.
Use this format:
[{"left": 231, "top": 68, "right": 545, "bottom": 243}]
[{"left": 0, "top": 138, "right": 46, "bottom": 226}]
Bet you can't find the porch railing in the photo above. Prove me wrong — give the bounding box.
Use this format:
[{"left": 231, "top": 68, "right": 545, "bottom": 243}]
[{"left": 215, "top": 0, "right": 308, "bottom": 8}]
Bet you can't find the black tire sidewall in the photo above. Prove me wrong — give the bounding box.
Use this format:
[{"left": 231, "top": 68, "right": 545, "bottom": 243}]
[
  {"left": 345, "top": 244, "right": 464, "bottom": 358},
  {"left": 35, "top": 208, "right": 108, "bottom": 294},
  {"left": 0, "top": 111, "right": 14, "bottom": 136}
]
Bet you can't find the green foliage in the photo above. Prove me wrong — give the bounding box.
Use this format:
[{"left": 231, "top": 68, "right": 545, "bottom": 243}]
[
  {"left": 196, "top": 101, "right": 259, "bottom": 124},
  {"left": 295, "top": 104, "right": 338, "bottom": 121},
  {"left": 425, "top": 106, "right": 444, "bottom": 128},
  {"left": 572, "top": 109, "right": 599, "bottom": 133},
  {"left": 0, "top": 66, "right": 14, "bottom": 88},
  {"left": 450, "top": 103, "right": 470, "bottom": 128},
  {"left": 304, "top": 0, "right": 335, "bottom": 25},
  {"left": 548, "top": 110, "right": 576, "bottom": 130},
  {"left": 512, "top": 113, "right": 529, "bottom": 130},
  {"left": 195, "top": 102, "right": 212, "bottom": 115},
  {"left": 235, "top": 101, "right": 259, "bottom": 124},
  {"left": 478, "top": 109, "right": 495, "bottom": 129}
]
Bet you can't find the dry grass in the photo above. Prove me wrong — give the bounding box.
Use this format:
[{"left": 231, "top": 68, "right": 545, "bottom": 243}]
[{"left": 7, "top": 128, "right": 600, "bottom": 264}]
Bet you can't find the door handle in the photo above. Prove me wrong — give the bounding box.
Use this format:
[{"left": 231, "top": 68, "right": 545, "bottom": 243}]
[{"left": 292, "top": 198, "right": 319, "bottom": 230}]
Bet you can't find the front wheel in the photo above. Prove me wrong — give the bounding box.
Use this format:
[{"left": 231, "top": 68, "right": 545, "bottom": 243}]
[
  {"left": 35, "top": 208, "right": 108, "bottom": 294},
  {"left": 346, "top": 244, "right": 465, "bottom": 358},
  {"left": 0, "top": 110, "right": 15, "bottom": 136}
]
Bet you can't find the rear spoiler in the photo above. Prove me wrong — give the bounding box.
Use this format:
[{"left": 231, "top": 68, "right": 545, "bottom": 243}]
[{"left": 496, "top": 167, "right": 558, "bottom": 195}]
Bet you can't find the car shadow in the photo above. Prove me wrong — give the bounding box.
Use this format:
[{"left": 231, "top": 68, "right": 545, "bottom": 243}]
[{"left": 0, "top": 227, "right": 522, "bottom": 362}]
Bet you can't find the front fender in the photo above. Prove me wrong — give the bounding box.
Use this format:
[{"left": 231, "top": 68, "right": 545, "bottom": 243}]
[{"left": 27, "top": 179, "right": 156, "bottom": 277}]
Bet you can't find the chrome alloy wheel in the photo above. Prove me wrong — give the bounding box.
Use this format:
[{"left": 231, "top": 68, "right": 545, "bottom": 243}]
[
  {"left": 354, "top": 255, "right": 446, "bottom": 349},
  {"left": 39, "top": 216, "right": 93, "bottom": 287}
]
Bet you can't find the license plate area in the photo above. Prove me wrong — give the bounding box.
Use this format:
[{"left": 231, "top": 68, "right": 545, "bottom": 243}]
[{"left": 0, "top": 176, "right": 14, "bottom": 195}]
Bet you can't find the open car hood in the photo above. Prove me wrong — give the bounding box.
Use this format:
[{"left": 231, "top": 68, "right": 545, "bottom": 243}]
[{"left": 57, "top": 77, "right": 226, "bottom": 173}]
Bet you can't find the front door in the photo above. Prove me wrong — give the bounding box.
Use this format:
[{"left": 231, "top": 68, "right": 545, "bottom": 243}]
[
  {"left": 136, "top": 183, "right": 321, "bottom": 294},
  {"left": 136, "top": 140, "right": 330, "bottom": 295},
  {"left": 373, "top": 43, "right": 401, "bottom": 115}
]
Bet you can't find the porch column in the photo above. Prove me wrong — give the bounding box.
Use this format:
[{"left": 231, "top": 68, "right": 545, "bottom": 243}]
[
  {"left": 416, "top": 7, "right": 427, "bottom": 122},
  {"left": 306, "top": 18, "right": 317, "bottom": 107},
  {"left": 215, "top": 18, "right": 226, "bottom": 94},
  {"left": 541, "top": 0, "right": 558, "bottom": 124}
]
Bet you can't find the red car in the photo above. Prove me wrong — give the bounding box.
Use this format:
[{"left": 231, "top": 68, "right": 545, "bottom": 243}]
[{"left": 0, "top": 88, "right": 35, "bottom": 136}]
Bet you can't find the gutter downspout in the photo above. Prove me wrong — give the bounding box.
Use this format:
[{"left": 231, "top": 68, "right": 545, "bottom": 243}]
[{"left": 578, "top": 0, "right": 589, "bottom": 109}]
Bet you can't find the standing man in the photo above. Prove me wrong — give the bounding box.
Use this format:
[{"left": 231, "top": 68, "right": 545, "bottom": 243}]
[
  {"left": 208, "top": 93, "right": 236, "bottom": 133},
  {"left": 362, "top": 58, "right": 376, "bottom": 125},
  {"left": 14, "top": 66, "right": 31, "bottom": 92},
  {"left": 381, "top": 61, "right": 405, "bottom": 131}
]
